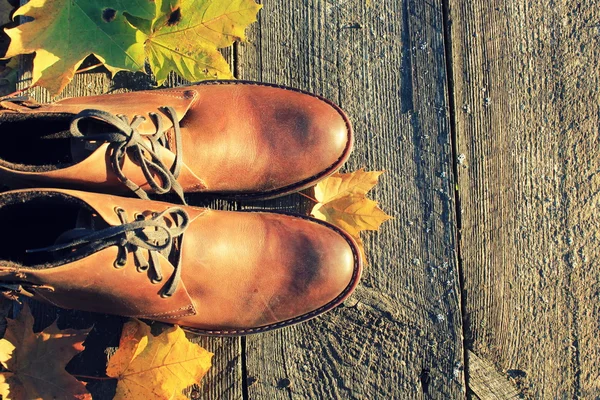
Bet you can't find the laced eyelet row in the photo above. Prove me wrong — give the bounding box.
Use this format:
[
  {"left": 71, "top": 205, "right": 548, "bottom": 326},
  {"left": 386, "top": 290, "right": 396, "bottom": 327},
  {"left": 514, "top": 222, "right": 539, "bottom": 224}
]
[
  {"left": 29, "top": 205, "right": 190, "bottom": 298},
  {"left": 71, "top": 107, "right": 186, "bottom": 204}
]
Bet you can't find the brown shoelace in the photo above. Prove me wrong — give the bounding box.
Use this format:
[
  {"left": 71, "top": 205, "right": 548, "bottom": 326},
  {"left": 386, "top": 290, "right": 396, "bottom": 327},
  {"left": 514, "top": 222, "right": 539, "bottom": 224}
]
[
  {"left": 71, "top": 107, "right": 186, "bottom": 204},
  {"left": 28, "top": 206, "right": 190, "bottom": 297}
]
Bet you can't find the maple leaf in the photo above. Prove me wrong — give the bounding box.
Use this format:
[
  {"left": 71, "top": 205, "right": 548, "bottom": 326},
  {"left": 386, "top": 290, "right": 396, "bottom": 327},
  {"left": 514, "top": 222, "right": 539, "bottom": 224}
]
[
  {"left": 311, "top": 170, "right": 392, "bottom": 264},
  {"left": 3, "top": 0, "right": 155, "bottom": 94},
  {"left": 0, "top": 2, "right": 19, "bottom": 96},
  {"left": 135, "top": 0, "right": 262, "bottom": 85},
  {"left": 0, "top": 303, "right": 91, "bottom": 400},
  {"left": 315, "top": 168, "right": 384, "bottom": 203},
  {"left": 107, "top": 319, "right": 213, "bottom": 400},
  {"left": 312, "top": 195, "right": 391, "bottom": 237},
  {"left": 3, "top": 0, "right": 260, "bottom": 93}
]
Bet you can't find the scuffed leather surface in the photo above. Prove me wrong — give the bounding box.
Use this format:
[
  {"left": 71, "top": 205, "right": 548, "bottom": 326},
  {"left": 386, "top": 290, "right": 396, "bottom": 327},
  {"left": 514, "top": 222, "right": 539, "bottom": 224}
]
[
  {"left": 176, "top": 209, "right": 358, "bottom": 332},
  {"left": 0, "top": 82, "right": 352, "bottom": 197},
  {"left": 46, "top": 88, "right": 198, "bottom": 134},
  {"left": 177, "top": 83, "right": 351, "bottom": 193},
  {"left": 0, "top": 189, "right": 361, "bottom": 334}
]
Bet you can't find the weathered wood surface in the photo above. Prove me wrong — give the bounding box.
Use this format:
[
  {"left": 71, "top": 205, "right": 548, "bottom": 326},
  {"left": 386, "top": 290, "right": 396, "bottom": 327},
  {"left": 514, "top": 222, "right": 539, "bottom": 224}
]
[
  {"left": 239, "top": 0, "right": 463, "bottom": 398},
  {"left": 12, "top": 0, "right": 467, "bottom": 398},
  {"left": 449, "top": 0, "right": 600, "bottom": 398},
  {"left": 7, "top": 0, "right": 600, "bottom": 398},
  {"left": 468, "top": 351, "right": 520, "bottom": 400}
]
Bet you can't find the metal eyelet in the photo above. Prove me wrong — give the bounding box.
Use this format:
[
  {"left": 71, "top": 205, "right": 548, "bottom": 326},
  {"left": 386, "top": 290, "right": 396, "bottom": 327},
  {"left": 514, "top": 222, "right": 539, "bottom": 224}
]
[
  {"left": 113, "top": 259, "right": 127, "bottom": 269},
  {"left": 160, "top": 293, "right": 171, "bottom": 299},
  {"left": 136, "top": 265, "right": 149, "bottom": 273},
  {"left": 114, "top": 206, "right": 125, "bottom": 214},
  {"left": 134, "top": 212, "right": 144, "bottom": 221},
  {"left": 151, "top": 277, "right": 163, "bottom": 284}
]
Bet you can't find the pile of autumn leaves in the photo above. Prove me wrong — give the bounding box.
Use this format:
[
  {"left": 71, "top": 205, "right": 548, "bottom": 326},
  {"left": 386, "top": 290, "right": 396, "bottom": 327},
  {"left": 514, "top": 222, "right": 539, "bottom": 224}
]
[
  {"left": 4, "top": 0, "right": 263, "bottom": 94},
  {"left": 0, "top": 171, "right": 390, "bottom": 399},
  {"left": 0, "top": 305, "right": 212, "bottom": 399}
]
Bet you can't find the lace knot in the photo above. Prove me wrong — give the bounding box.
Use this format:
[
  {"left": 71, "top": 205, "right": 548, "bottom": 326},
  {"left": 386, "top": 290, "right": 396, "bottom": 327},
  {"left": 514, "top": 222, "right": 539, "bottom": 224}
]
[
  {"left": 71, "top": 107, "right": 186, "bottom": 204},
  {"left": 28, "top": 206, "right": 190, "bottom": 297}
]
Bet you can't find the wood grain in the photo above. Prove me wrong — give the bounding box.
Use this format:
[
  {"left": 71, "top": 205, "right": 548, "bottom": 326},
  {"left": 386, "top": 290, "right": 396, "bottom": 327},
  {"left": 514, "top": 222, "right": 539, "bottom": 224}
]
[
  {"left": 468, "top": 351, "right": 520, "bottom": 400},
  {"left": 238, "top": 0, "right": 464, "bottom": 398},
  {"left": 448, "top": 0, "right": 600, "bottom": 397}
]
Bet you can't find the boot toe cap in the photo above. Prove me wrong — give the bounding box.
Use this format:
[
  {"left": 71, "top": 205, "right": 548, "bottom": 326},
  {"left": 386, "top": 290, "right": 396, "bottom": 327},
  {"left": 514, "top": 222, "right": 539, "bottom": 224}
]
[
  {"left": 268, "top": 94, "right": 353, "bottom": 192},
  {"left": 176, "top": 212, "right": 362, "bottom": 335},
  {"left": 245, "top": 217, "right": 362, "bottom": 332}
]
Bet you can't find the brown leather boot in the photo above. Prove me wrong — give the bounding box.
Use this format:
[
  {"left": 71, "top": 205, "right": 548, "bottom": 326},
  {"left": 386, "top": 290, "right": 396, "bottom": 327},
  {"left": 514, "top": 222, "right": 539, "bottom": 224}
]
[
  {"left": 0, "top": 189, "right": 361, "bottom": 335},
  {"left": 0, "top": 81, "right": 352, "bottom": 203}
]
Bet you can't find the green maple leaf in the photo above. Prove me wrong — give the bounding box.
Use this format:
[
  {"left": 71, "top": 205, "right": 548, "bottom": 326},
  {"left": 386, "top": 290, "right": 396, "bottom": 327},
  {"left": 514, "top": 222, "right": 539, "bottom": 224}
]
[
  {"left": 4, "top": 0, "right": 261, "bottom": 94},
  {"left": 135, "top": 0, "right": 262, "bottom": 85},
  {"left": 4, "top": 0, "right": 156, "bottom": 94}
]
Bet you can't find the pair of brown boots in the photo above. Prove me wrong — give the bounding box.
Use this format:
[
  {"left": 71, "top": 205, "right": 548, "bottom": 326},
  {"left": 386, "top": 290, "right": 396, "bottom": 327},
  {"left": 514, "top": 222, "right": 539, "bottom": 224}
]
[{"left": 0, "top": 81, "right": 361, "bottom": 335}]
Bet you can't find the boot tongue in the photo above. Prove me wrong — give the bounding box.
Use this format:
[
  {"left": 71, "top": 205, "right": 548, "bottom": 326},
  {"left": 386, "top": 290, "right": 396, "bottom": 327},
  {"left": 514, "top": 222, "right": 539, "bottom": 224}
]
[
  {"left": 53, "top": 210, "right": 176, "bottom": 261},
  {"left": 70, "top": 139, "right": 102, "bottom": 163},
  {"left": 53, "top": 209, "right": 105, "bottom": 247},
  {"left": 69, "top": 117, "right": 116, "bottom": 163}
]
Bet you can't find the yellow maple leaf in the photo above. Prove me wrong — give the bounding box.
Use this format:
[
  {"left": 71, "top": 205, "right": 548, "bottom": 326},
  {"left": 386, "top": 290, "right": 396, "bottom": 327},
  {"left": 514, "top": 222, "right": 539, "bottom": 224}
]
[
  {"left": 107, "top": 319, "right": 213, "bottom": 400},
  {"left": 4, "top": 0, "right": 152, "bottom": 94},
  {"left": 312, "top": 195, "right": 391, "bottom": 237},
  {"left": 314, "top": 168, "right": 384, "bottom": 203},
  {"left": 0, "top": 303, "right": 91, "bottom": 400},
  {"left": 311, "top": 170, "right": 391, "bottom": 264},
  {"left": 143, "top": 0, "right": 262, "bottom": 85},
  {"left": 4, "top": 0, "right": 261, "bottom": 94}
]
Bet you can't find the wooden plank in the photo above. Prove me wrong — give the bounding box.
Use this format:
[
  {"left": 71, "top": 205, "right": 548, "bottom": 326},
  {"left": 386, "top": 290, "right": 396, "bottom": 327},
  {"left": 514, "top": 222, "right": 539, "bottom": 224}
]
[
  {"left": 468, "top": 351, "right": 520, "bottom": 400},
  {"left": 14, "top": 50, "right": 243, "bottom": 399},
  {"left": 448, "top": 0, "right": 600, "bottom": 397},
  {"left": 238, "top": 0, "right": 464, "bottom": 398}
]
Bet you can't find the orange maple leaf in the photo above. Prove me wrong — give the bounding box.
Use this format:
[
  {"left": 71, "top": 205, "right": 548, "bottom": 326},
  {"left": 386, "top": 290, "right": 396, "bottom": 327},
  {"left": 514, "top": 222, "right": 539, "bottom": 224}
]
[
  {"left": 311, "top": 169, "right": 392, "bottom": 264},
  {"left": 0, "top": 303, "right": 91, "bottom": 400},
  {"left": 107, "top": 319, "right": 213, "bottom": 400}
]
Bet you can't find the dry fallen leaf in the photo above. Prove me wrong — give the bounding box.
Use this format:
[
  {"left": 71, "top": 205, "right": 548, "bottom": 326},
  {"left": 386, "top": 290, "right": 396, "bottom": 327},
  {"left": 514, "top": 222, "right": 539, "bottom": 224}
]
[
  {"left": 139, "top": 0, "right": 262, "bottom": 85},
  {"left": 4, "top": 0, "right": 154, "bottom": 94},
  {"left": 312, "top": 195, "right": 391, "bottom": 237},
  {"left": 0, "top": 0, "right": 17, "bottom": 96},
  {"left": 311, "top": 170, "right": 391, "bottom": 264},
  {"left": 0, "top": 303, "right": 91, "bottom": 400},
  {"left": 3, "top": 0, "right": 261, "bottom": 94},
  {"left": 314, "top": 168, "right": 384, "bottom": 203},
  {"left": 107, "top": 319, "right": 213, "bottom": 400}
]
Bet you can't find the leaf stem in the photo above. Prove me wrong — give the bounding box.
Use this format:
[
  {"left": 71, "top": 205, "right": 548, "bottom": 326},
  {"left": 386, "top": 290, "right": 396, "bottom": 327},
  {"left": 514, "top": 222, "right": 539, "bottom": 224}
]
[
  {"left": 76, "top": 63, "right": 104, "bottom": 74},
  {"left": 73, "top": 375, "right": 115, "bottom": 381},
  {"left": 297, "top": 191, "right": 318, "bottom": 203},
  {"left": 1, "top": 86, "right": 32, "bottom": 99}
]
